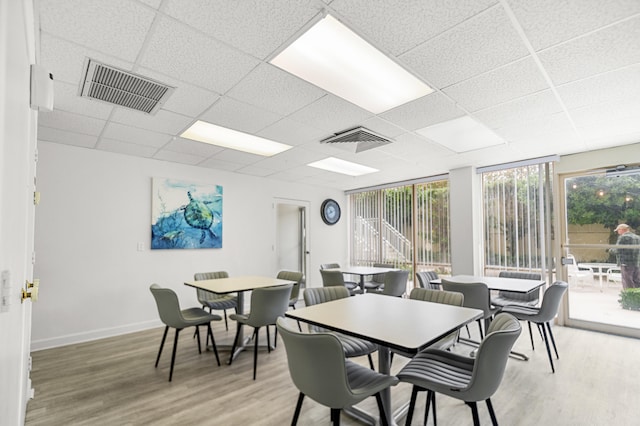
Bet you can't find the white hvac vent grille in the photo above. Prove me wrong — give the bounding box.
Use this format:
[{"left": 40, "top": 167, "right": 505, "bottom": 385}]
[
  {"left": 79, "top": 59, "right": 174, "bottom": 114},
  {"left": 320, "top": 127, "right": 393, "bottom": 153}
]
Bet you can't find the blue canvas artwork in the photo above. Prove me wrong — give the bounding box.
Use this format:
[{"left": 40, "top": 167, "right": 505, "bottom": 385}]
[{"left": 151, "top": 178, "right": 223, "bottom": 249}]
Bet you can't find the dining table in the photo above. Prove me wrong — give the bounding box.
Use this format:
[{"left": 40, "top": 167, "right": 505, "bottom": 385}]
[
  {"left": 285, "top": 293, "right": 482, "bottom": 425},
  {"left": 184, "top": 275, "right": 294, "bottom": 361},
  {"left": 326, "top": 266, "right": 399, "bottom": 293}
]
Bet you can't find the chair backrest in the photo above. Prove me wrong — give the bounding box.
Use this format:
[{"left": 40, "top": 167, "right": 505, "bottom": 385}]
[
  {"left": 276, "top": 317, "right": 355, "bottom": 409},
  {"left": 497, "top": 271, "right": 542, "bottom": 302},
  {"left": 371, "top": 263, "right": 393, "bottom": 284},
  {"left": 415, "top": 271, "right": 440, "bottom": 289},
  {"left": 320, "top": 269, "right": 346, "bottom": 288},
  {"left": 277, "top": 270, "right": 304, "bottom": 301},
  {"left": 463, "top": 313, "right": 522, "bottom": 401},
  {"left": 320, "top": 263, "right": 340, "bottom": 270},
  {"left": 303, "top": 286, "right": 350, "bottom": 333},
  {"left": 381, "top": 270, "right": 409, "bottom": 297},
  {"left": 441, "top": 279, "right": 493, "bottom": 318},
  {"left": 409, "top": 288, "right": 464, "bottom": 349},
  {"left": 244, "top": 284, "right": 293, "bottom": 327},
  {"left": 536, "top": 281, "right": 568, "bottom": 322},
  {"left": 150, "top": 284, "right": 187, "bottom": 329},
  {"left": 194, "top": 271, "right": 229, "bottom": 304}
]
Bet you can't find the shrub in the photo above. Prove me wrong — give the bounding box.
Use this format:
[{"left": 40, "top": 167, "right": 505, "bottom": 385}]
[{"left": 619, "top": 288, "right": 640, "bottom": 311}]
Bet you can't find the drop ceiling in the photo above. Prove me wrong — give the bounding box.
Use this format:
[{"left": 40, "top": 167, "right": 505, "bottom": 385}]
[{"left": 35, "top": 0, "right": 640, "bottom": 191}]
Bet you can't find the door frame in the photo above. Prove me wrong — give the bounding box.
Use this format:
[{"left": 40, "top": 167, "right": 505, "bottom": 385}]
[{"left": 274, "top": 198, "right": 309, "bottom": 284}]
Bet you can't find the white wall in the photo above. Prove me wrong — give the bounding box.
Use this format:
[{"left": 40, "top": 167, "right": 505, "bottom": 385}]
[
  {"left": 449, "top": 166, "right": 482, "bottom": 275},
  {"left": 32, "top": 142, "right": 346, "bottom": 350}
]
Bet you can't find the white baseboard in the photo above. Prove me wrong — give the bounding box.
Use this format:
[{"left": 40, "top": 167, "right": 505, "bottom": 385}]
[{"left": 31, "top": 319, "right": 162, "bottom": 351}]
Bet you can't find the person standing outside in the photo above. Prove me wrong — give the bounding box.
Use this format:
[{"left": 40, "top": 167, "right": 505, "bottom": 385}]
[{"left": 613, "top": 224, "right": 640, "bottom": 289}]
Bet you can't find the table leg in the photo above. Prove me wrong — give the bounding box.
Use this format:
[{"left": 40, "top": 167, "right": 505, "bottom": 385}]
[
  {"left": 360, "top": 275, "right": 366, "bottom": 293},
  {"left": 378, "top": 346, "right": 396, "bottom": 425}
]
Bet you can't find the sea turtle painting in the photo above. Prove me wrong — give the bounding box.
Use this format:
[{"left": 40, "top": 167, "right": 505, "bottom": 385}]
[{"left": 182, "top": 191, "right": 218, "bottom": 244}]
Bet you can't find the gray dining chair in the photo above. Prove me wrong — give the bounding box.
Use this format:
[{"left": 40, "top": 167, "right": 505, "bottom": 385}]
[
  {"left": 229, "top": 284, "right": 293, "bottom": 380},
  {"left": 374, "top": 269, "right": 409, "bottom": 297},
  {"left": 276, "top": 317, "right": 398, "bottom": 426},
  {"left": 491, "top": 271, "right": 542, "bottom": 308},
  {"left": 277, "top": 270, "right": 305, "bottom": 331},
  {"left": 415, "top": 271, "right": 441, "bottom": 290},
  {"left": 363, "top": 263, "right": 393, "bottom": 292},
  {"left": 320, "top": 269, "right": 361, "bottom": 295},
  {"left": 409, "top": 287, "right": 465, "bottom": 351},
  {"left": 303, "top": 286, "right": 377, "bottom": 369},
  {"left": 442, "top": 278, "right": 499, "bottom": 339},
  {"left": 499, "top": 281, "right": 568, "bottom": 373},
  {"left": 398, "top": 313, "right": 521, "bottom": 426},
  {"left": 149, "top": 284, "right": 221, "bottom": 381},
  {"left": 320, "top": 263, "right": 360, "bottom": 293},
  {"left": 193, "top": 271, "right": 237, "bottom": 330}
]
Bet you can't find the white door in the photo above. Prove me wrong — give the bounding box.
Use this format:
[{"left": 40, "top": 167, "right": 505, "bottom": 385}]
[{"left": 0, "top": 1, "right": 38, "bottom": 424}]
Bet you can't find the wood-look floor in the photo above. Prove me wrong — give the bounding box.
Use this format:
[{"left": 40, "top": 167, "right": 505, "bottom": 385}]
[{"left": 26, "top": 311, "right": 640, "bottom": 426}]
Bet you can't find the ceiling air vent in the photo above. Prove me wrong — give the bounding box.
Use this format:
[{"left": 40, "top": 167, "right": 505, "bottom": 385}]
[
  {"left": 79, "top": 59, "right": 174, "bottom": 114},
  {"left": 320, "top": 127, "right": 392, "bottom": 153}
]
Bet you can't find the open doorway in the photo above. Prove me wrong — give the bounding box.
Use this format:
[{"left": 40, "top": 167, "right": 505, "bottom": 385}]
[{"left": 275, "top": 199, "right": 309, "bottom": 290}]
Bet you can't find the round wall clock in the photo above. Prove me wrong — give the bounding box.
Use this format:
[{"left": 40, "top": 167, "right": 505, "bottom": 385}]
[{"left": 321, "top": 199, "right": 341, "bottom": 225}]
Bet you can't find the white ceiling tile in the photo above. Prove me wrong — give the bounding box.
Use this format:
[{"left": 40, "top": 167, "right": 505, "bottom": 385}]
[
  {"left": 539, "top": 16, "right": 640, "bottom": 85},
  {"left": 164, "top": 0, "right": 320, "bottom": 59},
  {"left": 359, "top": 117, "right": 406, "bottom": 138},
  {"left": 508, "top": 0, "right": 640, "bottom": 50},
  {"left": 380, "top": 93, "right": 465, "bottom": 130},
  {"left": 51, "top": 81, "right": 113, "bottom": 119},
  {"left": 98, "top": 138, "right": 158, "bottom": 157},
  {"left": 443, "top": 57, "right": 549, "bottom": 112},
  {"left": 569, "top": 98, "right": 640, "bottom": 128},
  {"left": 137, "top": 67, "right": 221, "bottom": 117},
  {"left": 226, "top": 63, "right": 326, "bottom": 116},
  {"left": 210, "top": 149, "right": 263, "bottom": 165},
  {"left": 38, "top": 110, "right": 106, "bottom": 135},
  {"left": 139, "top": 16, "right": 260, "bottom": 93},
  {"left": 162, "top": 137, "right": 224, "bottom": 157},
  {"left": 38, "top": 126, "right": 98, "bottom": 148},
  {"left": 494, "top": 112, "right": 576, "bottom": 142},
  {"left": 583, "top": 130, "right": 640, "bottom": 151},
  {"left": 138, "top": 0, "right": 162, "bottom": 9},
  {"left": 235, "top": 165, "right": 278, "bottom": 177},
  {"left": 400, "top": 5, "right": 529, "bottom": 88},
  {"left": 199, "top": 97, "right": 282, "bottom": 134},
  {"left": 100, "top": 123, "right": 172, "bottom": 148},
  {"left": 111, "top": 109, "right": 193, "bottom": 135},
  {"left": 257, "top": 117, "right": 327, "bottom": 146},
  {"left": 153, "top": 150, "right": 205, "bottom": 165},
  {"left": 473, "top": 90, "right": 564, "bottom": 129},
  {"left": 331, "top": 0, "right": 497, "bottom": 56},
  {"left": 38, "top": 0, "right": 155, "bottom": 62},
  {"left": 199, "top": 157, "right": 244, "bottom": 171},
  {"left": 287, "top": 96, "right": 373, "bottom": 134},
  {"left": 578, "top": 115, "right": 640, "bottom": 140},
  {"left": 379, "top": 132, "right": 455, "bottom": 161},
  {"left": 254, "top": 146, "right": 325, "bottom": 170},
  {"left": 40, "top": 34, "right": 133, "bottom": 85},
  {"left": 556, "top": 65, "right": 640, "bottom": 109}
]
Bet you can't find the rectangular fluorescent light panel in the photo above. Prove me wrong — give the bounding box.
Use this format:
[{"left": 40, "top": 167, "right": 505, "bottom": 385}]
[
  {"left": 270, "top": 14, "right": 433, "bottom": 114},
  {"left": 307, "top": 157, "right": 378, "bottom": 176},
  {"left": 416, "top": 116, "right": 505, "bottom": 153},
  {"left": 181, "top": 120, "right": 292, "bottom": 157}
]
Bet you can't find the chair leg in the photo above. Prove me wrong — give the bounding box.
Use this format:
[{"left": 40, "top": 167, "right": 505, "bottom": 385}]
[
  {"left": 465, "top": 324, "right": 471, "bottom": 338},
  {"left": 425, "top": 391, "right": 436, "bottom": 426},
  {"left": 486, "top": 398, "right": 498, "bottom": 426},
  {"left": 195, "top": 326, "right": 202, "bottom": 354},
  {"left": 253, "top": 327, "right": 259, "bottom": 380},
  {"left": 527, "top": 321, "right": 535, "bottom": 350},
  {"left": 406, "top": 385, "right": 419, "bottom": 426},
  {"left": 207, "top": 323, "right": 220, "bottom": 366},
  {"left": 476, "top": 319, "right": 484, "bottom": 339},
  {"left": 540, "top": 321, "right": 556, "bottom": 373},
  {"left": 223, "top": 309, "right": 229, "bottom": 331},
  {"left": 368, "top": 353, "right": 375, "bottom": 370},
  {"left": 229, "top": 323, "right": 242, "bottom": 365},
  {"left": 374, "top": 392, "right": 389, "bottom": 426},
  {"left": 169, "top": 328, "right": 181, "bottom": 382},
  {"left": 465, "top": 401, "right": 480, "bottom": 426},
  {"left": 266, "top": 326, "right": 272, "bottom": 353},
  {"left": 155, "top": 326, "right": 169, "bottom": 367},
  {"left": 292, "top": 392, "right": 305, "bottom": 426},
  {"left": 545, "top": 322, "right": 560, "bottom": 359},
  {"left": 330, "top": 408, "right": 341, "bottom": 425}
]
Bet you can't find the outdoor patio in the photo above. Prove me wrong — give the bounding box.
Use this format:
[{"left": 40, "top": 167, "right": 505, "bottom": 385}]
[{"left": 568, "top": 277, "right": 640, "bottom": 329}]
